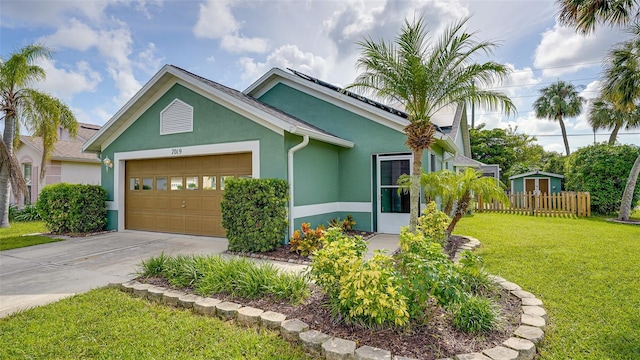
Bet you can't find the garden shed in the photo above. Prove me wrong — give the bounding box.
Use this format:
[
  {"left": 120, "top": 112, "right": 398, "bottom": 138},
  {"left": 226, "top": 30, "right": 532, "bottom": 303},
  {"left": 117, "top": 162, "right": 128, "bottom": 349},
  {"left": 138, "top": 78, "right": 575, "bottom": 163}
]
[{"left": 509, "top": 170, "right": 564, "bottom": 195}]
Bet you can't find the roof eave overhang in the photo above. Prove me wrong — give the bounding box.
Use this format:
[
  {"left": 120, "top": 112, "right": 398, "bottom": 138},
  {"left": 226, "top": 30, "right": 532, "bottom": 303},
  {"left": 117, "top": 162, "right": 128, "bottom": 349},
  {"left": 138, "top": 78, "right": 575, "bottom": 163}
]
[
  {"left": 290, "top": 126, "right": 354, "bottom": 148},
  {"left": 51, "top": 156, "right": 101, "bottom": 164}
]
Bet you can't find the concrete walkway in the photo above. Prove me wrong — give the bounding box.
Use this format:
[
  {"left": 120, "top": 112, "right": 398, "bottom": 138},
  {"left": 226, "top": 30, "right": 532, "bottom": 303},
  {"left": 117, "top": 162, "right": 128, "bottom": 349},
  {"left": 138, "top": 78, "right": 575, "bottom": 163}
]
[
  {"left": 0, "top": 231, "right": 227, "bottom": 318},
  {"left": 0, "top": 230, "right": 399, "bottom": 318}
]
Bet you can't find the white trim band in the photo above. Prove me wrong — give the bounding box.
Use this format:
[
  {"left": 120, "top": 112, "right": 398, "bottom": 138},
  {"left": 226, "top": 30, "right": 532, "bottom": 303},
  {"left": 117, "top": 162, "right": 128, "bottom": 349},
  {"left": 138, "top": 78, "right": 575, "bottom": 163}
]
[{"left": 293, "top": 202, "right": 372, "bottom": 219}]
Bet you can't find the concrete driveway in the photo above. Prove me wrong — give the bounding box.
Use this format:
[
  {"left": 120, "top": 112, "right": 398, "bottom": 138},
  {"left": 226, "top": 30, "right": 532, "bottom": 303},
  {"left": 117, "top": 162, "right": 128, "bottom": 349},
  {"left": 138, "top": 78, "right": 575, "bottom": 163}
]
[{"left": 0, "top": 231, "right": 227, "bottom": 318}]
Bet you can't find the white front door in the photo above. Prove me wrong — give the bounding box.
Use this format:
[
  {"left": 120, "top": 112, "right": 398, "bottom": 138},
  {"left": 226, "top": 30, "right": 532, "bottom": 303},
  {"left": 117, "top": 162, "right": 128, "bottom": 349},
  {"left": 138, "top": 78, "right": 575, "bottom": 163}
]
[{"left": 377, "top": 155, "right": 412, "bottom": 234}]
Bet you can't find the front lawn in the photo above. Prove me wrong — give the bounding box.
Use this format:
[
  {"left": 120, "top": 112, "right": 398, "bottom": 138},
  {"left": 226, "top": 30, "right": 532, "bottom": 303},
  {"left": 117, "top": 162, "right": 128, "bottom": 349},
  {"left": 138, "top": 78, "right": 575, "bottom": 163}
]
[
  {"left": 0, "top": 221, "right": 60, "bottom": 251},
  {"left": 456, "top": 213, "right": 640, "bottom": 360},
  {"left": 0, "top": 288, "right": 311, "bottom": 359}
]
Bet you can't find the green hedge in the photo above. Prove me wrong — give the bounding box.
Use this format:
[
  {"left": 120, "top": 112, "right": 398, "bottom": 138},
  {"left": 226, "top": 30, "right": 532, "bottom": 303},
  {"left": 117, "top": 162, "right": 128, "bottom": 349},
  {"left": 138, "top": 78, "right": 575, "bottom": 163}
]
[
  {"left": 221, "top": 178, "right": 288, "bottom": 253},
  {"left": 565, "top": 144, "right": 640, "bottom": 214},
  {"left": 37, "top": 183, "right": 107, "bottom": 234}
]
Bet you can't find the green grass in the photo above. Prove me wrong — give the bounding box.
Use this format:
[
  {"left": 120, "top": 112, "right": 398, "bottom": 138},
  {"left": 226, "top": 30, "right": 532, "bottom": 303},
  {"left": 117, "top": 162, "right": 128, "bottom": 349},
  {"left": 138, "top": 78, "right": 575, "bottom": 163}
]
[
  {"left": 0, "top": 221, "right": 61, "bottom": 251},
  {"left": 0, "top": 288, "right": 312, "bottom": 359},
  {"left": 456, "top": 213, "right": 640, "bottom": 360}
]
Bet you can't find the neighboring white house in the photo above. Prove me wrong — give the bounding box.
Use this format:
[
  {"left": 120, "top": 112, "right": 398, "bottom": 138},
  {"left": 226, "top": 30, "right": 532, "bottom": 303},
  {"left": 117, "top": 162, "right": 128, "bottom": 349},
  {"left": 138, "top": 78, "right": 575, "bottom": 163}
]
[{"left": 11, "top": 123, "right": 102, "bottom": 206}]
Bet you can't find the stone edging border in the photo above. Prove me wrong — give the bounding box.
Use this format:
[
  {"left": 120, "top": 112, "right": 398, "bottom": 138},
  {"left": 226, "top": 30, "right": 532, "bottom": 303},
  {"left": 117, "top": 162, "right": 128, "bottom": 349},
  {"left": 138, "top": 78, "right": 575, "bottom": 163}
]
[{"left": 112, "top": 235, "right": 546, "bottom": 360}]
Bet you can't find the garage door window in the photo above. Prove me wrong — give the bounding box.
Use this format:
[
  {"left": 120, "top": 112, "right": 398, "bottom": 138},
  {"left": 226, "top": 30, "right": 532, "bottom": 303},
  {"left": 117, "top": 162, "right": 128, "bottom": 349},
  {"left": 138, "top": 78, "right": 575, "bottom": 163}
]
[
  {"left": 157, "top": 177, "right": 167, "bottom": 190},
  {"left": 171, "top": 177, "right": 183, "bottom": 190},
  {"left": 130, "top": 178, "right": 140, "bottom": 190},
  {"left": 186, "top": 176, "right": 198, "bottom": 190},
  {"left": 142, "top": 177, "right": 153, "bottom": 190},
  {"left": 203, "top": 176, "right": 216, "bottom": 190}
]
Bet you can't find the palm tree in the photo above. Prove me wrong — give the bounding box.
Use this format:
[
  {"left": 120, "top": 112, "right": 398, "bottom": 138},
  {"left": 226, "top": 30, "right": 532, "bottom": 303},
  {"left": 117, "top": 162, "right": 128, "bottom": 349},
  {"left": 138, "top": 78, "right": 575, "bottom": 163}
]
[
  {"left": 600, "top": 25, "right": 640, "bottom": 221},
  {"left": 533, "top": 80, "right": 584, "bottom": 156},
  {"left": 557, "top": 1, "right": 640, "bottom": 221},
  {"left": 348, "top": 17, "right": 515, "bottom": 231},
  {"left": 0, "top": 44, "right": 78, "bottom": 227},
  {"left": 557, "top": 0, "right": 639, "bottom": 34},
  {"left": 589, "top": 97, "right": 640, "bottom": 144}
]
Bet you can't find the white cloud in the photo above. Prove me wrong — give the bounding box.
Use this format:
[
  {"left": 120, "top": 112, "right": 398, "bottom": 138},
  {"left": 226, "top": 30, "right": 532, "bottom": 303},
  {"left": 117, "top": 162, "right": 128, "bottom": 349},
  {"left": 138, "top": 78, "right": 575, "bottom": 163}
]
[
  {"left": 40, "top": 18, "right": 99, "bottom": 51},
  {"left": 41, "top": 18, "right": 141, "bottom": 106},
  {"left": 238, "top": 44, "right": 329, "bottom": 83},
  {"left": 35, "top": 59, "right": 101, "bottom": 100},
  {"left": 193, "top": 0, "right": 268, "bottom": 54},
  {"left": 323, "top": 0, "right": 469, "bottom": 56},
  {"left": 193, "top": 0, "right": 239, "bottom": 38},
  {"left": 221, "top": 35, "right": 269, "bottom": 53},
  {"left": 206, "top": 56, "right": 216, "bottom": 63},
  {"left": 533, "top": 24, "right": 620, "bottom": 77},
  {"left": 136, "top": 42, "right": 165, "bottom": 74}
]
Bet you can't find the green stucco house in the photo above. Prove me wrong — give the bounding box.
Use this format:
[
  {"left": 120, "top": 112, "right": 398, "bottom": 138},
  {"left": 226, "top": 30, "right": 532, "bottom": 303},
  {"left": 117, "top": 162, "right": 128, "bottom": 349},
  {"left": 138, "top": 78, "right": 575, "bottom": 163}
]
[
  {"left": 509, "top": 170, "right": 564, "bottom": 195},
  {"left": 83, "top": 65, "right": 478, "bottom": 236}
]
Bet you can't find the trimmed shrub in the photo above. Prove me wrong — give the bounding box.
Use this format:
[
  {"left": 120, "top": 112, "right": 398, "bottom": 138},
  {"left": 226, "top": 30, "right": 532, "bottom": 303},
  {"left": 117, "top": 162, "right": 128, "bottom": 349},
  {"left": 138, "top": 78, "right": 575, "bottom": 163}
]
[
  {"left": 337, "top": 253, "right": 409, "bottom": 327},
  {"left": 417, "top": 202, "right": 450, "bottom": 245},
  {"left": 37, "top": 183, "right": 107, "bottom": 233},
  {"left": 308, "top": 231, "right": 366, "bottom": 299},
  {"left": 221, "top": 178, "right": 288, "bottom": 253},
  {"left": 565, "top": 144, "right": 640, "bottom": 214}
]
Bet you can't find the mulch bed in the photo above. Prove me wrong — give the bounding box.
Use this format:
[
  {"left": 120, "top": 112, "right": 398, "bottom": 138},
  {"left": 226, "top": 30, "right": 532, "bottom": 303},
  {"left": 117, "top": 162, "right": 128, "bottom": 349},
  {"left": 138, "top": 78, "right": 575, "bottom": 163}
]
[{"left": 140, "top": 235, "right": 522, "bottom": 360}]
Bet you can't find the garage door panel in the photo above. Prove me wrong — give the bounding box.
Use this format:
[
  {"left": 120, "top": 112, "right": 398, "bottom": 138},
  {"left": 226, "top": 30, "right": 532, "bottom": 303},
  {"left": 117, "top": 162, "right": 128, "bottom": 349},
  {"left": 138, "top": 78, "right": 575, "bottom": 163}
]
[
  {"left": 141, "top": 197, "right": 156, "bottom": 210},
  {"left": 185, "top": 216, "right": 202, "bottom": 234},
  {"left": 185, "top": 196, "right": 202, "bottom": 211},
  {"left": 202, "top": 216, "right": 220, "bottom": 235},
  {"left": 155, "top": 215, "right": 171, "bottom": 231},
  {"left": 125, "top": 153, "right": 251, "bottom": 236},
  {"left": 202, "top": 196, "right": 220, "bottom": 211},
  {"left": 169, "top": 197, "right": 185, "bottom": 210},
  {"left": 155, "top": 196, "right": 170, "bottom": 210}
]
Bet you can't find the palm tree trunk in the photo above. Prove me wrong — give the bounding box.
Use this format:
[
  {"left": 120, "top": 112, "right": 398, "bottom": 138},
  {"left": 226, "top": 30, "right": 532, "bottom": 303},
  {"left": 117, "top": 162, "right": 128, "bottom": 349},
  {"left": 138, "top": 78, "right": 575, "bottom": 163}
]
[
  {"left": 447, "top": 191, "right": 471, "bottom": 233},
  {"left": 608, "top": 123, "right": 621, "bottom": 145},
  {"left": 558, "top": 117, "right": 571, "bottom": 156},
  {"left": 0, "top": 114, "right": 16, "bottom": 228},
  {"left": 409, "top": 148, "right": 424, "bottom": 231},
  {"left": 618, "top": 153, "right": 640, "bottom": 221}
]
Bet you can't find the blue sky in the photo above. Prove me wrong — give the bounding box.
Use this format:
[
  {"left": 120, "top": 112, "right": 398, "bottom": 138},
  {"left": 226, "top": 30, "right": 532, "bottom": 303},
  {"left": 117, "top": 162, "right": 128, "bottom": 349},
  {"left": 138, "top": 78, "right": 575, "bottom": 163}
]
[{"left": 1, "top": 0, "right": 638, "bottom": 154}]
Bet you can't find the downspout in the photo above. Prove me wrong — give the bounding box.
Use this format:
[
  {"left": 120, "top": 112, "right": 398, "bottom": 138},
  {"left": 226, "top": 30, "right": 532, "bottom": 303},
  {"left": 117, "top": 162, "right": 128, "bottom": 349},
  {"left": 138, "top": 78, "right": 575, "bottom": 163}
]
[{"left": 287, "top": 134, "right": 309, "bottom": 238}]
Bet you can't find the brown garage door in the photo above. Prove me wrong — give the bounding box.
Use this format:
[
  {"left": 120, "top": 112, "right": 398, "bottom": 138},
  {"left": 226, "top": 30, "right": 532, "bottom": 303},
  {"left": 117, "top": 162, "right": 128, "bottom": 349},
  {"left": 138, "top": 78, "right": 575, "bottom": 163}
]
[{"left": 125, "top": 153, "right": 252, "bottom": 236}]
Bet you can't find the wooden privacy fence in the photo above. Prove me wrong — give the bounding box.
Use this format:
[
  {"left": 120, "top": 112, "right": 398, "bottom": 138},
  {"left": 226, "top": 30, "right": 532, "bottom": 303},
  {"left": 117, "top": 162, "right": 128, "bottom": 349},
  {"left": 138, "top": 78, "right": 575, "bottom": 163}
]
[{"left": 476, "top": 191, "right": 591, "bottom": 217}]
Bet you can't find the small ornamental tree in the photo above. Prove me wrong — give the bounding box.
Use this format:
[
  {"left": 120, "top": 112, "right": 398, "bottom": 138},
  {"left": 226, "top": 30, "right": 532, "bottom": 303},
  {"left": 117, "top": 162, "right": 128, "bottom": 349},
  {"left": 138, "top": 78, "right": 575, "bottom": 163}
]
[
  {"left": 565, "top": 143, "right": 640, "bottom": 215},
  {"left": 221, "top": 178, "right": 288, "bottom": 253},
  {"left": 37, "top": 183, "right": 107, "bottom": 234}
]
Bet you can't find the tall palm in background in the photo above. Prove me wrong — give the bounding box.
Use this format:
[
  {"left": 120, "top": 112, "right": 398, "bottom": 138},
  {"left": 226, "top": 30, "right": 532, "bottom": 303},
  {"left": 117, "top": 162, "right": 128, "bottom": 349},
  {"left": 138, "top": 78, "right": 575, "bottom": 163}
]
[
  {"left": 558, "top": 0, "right": 639, "bottom": 34},
  {"left": 559, "top": 0, "right": 640, "bottom": 220},
  {"left": 589, "top": 97, "right": 640, "bottom": 144},
  {"left": 533, "top": 80, "right": 584, "bottom": 156},
  {"left": 599, "top": 25, "right": 640, "bottom": 220},
  {"left": 348, "top": 16, "right": 514, "bottom": 231},
  {"left": 0, "top": 44, "right": 78, "bottom": 227}
]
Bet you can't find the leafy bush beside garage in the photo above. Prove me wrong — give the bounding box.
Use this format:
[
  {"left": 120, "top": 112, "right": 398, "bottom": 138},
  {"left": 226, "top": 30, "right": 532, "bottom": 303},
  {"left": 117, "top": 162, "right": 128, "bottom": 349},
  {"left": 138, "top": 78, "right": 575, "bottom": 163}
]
[
  {"left": 37, "top": 183, "right": 107, "bottom": 234},
  {"left": 221, "top": 178, "right": 288, "bottom": 252}
]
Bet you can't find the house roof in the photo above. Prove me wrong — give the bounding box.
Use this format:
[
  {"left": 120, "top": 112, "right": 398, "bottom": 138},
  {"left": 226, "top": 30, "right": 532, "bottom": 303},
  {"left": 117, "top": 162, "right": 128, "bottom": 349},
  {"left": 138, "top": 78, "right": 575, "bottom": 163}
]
[
  {"left": 77, "top": 122, "right": 102, "bottom": 142},
  {"left": 453, "top": 154, "right": 485, "bottom": 168},
  {"left": 21, "top": 124, "right": 101, "bottom": 163},
  {"left": 508, "top": 170, "right": 564, "bottom": 180},
  {"left": 244, "top": 68, "right": 459, "bottom": 155},
  {"left": 83, "top": 65, "right": 354, "bottom": 153}
]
